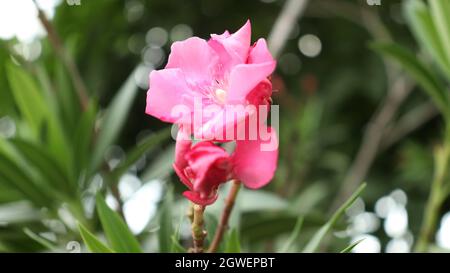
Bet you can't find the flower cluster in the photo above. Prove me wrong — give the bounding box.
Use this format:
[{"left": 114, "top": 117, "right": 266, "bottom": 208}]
[{"left": 146, "top": 20, "right": 278, "bottom": 205}]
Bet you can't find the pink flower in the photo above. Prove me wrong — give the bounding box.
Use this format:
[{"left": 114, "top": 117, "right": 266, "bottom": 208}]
[
  {"left": 145, "top": 20, "right": 276, "bottom": 140},
  {"left": 173, "top": 127, "right": 278, "bottom": 206}
]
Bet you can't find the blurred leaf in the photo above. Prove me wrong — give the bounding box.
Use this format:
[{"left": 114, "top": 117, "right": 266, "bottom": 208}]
[
  {"left": 5, "top": 62, "right": 70, "bottom": 169},
  {"left": 111, "top": 127, "right": 170, "bottom": 180},
  {"left": 23, "top": 228, "right": 58, "bottom": 251},
  {"left": 224, "top": 229, "right": 241, "bottom": 253},
  {"left": 0, "top": 202, "right": 40, "bottom": 224},
  {"left": 340, "top": 238, "right": 364, "bottom": 253},
  {"left": 73, "top": 101, "right": 97, "bottom": 181},
  {"left": 428, "top": 0, "right": 450, "bottom": 70},
  {"left": 95, "top": 194, "right": 142, "bottom": 253},
  {"left": 54, "top": 61, "right": 79, "bottom": 130},
  {"left": 5, "top": 63, "right": 48, "bottom": 133},
  {"left": 170, "top": 235, "right": 186, "bottom": 253},
  {"left": 141, "top": 144, "right": 175, "bottom": 181},
  {"left": 205, "top": 212, "right": 219, "bottom": 250},
  {"left": 91, "top": 68, "right": 138, "bottom": 171},
  {"left": 78, "top": 222, "right": 114, "bottom": 253},
  {"left": 280, "top": 216, "right": 304, "bottom": 252},
  {"left": 238, "top": 189, "right": 288, "bottom": 213},
  {"left": 289, "top": 183, "right": 328, "bottom": 214},
  {"left": 404, "top": 0, "right": 450, "bottom": 77},
  {"left": 0, "top": 153, "right": 49, "bottom": 206},
  {"left": 158, "top": 187, "right": 174, "bottom": 253},
  {"left": 372, "top": 43, "right": 449, "bottom": 117},
  {"left": 302, "top": 183, "right": 366, "bottom": 253},
  {"left": 11, "top": 139, "right": 71, "bottom": 195}
]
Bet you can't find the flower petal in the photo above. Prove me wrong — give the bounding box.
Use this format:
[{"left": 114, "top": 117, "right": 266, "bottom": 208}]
[
  {"left": 227, "top": 61, "right": 276, "bottom": 103},
  {"left": 248, "top": 38, "right": 274, "bottom": 64},
  {"left": 145, "top": 68, "right": 191, "bottom": 123},
  {"left": 183, "top": 190, "right": 218, "bottom": 206},
  {"left": 166, "top": 37, "right": 217, "bottom": 84},
  {"left": 210, "top": 20, "right": 251, "bottom": 64},
  {"left": 232, "top": 126, "right": 278, "bottom": 189}
]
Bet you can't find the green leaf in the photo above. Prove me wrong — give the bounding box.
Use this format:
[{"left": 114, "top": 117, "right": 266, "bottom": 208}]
[
  {"left": 11, "top": 139, "right": 71, "bottom": 195},
  {"left": 91, "top": 68, "right": 139, "bottom": 171},
  {"left": 302, "top": 183, "right": 366, "bottom": 253},
  {"left": 340, "top": 238, "right": 365, "bottom": 253},
  {"left": 170, "top": 235, "right": 186, "bottom": 253},
  {"left": 73, "top": 101, "right": 97, "bottom": 181},
  {"left": 171, "top": 209, "right": 187, "bottom": 253},
  {"left": 111, "top": 127, "right": 170, "bottom": 180},
  {"left": 95, "top": 194, "right": 142, "bottom": 253},
  {"left": 5, "top": 62, "right": 71, "bottom": 170},
  {"left": 23, "top": 228, "right": 58, "bottom": 251},
  {"left": 158, "top": 187, "right": 174, "bottom": 253},
  {"left": 372, "top": 43, "right": 449, "bottom": 118},
  {"left": 5, "top": 62, "right": 48, "bottom": 133},
  {"left": 280, "top": 216, "right": 304, "bottom": 252},
  {"left": 428, "top": 0, "right": 450, "bottom": 71},
  {"left": 404, "top": 0, "right": 450, "bottom": 77},
  {"left": 224, "top": 229, "right": 241, "bottom": 253},
  {"left": 141, "top": 144, "right": 175, "bottom": 181},
  {"left": 78, "top": 222, "right": 114, "bottom": 253},
  {"left": 238, "top": 189, "right": 288, "bottom": 213},
  {"left": 0, "top": 153, "right": 49, "bottom": 206}
]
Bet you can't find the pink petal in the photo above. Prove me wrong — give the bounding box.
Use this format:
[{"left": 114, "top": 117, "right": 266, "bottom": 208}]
[
  {"left": 186, "top": 142, "right": 230, "bottom": 192},
  {"left": 174, "top": 127, "right": 192, "bottom": 168},
  {"left": 248, "top": 38, "right": 274, "bottom": 64},
  {"left": 183, "top": 191, "right": 218, "bottom": 206},
  {"left": 210, "top": 20, "right": 251, "bottom": 64},
  {"left": 232, "top": 126, "right": 278, "bottom": 189},
  {"left": 166, "top": 37, "right": 217, "bottom": 84},
  {"left": 145, "top": 68, "right": 190, "bottom": 123},
  {"left": 173, "top": 163, "right": 193, "bottom": 190},
  {"left": 227, "top": 61, "right": 276, "bottom": 103}
]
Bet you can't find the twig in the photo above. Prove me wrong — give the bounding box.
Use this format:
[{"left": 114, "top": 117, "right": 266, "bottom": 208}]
[
  {"left": 191, "top": 204, "right": 206, "bottom": 253},
  {"left": 382, "top": 102, "right": 439, "bottom": 150},
  {"left": 267, "top": 0, "right": 310, "bottom": 58},
  {"left": 208, "top": 180, "right": 241, "bottom": 253},
  {"left": 328, "top": 4, "right": 414, "bottom": 212},
  {"left": 415, "top": 141, "right": 450, "bottom": 252},
  {"left": 32, "top": 0, "right": 89, "bottom": 111}
]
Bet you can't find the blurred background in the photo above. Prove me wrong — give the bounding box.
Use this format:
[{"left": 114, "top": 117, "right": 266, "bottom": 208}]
[{"left": 0, "top": 0, "right": 449, "bottom": 253}]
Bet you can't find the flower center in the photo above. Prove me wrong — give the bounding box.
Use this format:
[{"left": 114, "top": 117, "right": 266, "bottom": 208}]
[{"left": 214, "top": 88, "right": 227, "bottom": 104}]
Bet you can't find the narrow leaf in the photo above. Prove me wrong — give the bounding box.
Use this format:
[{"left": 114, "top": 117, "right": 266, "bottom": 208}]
[
  {"left": 372, "top": 43, "right": 449, "bottom": 117},
  {"left": 224, "top": 229, "right": 241, "bottom": 253},
  {"left": 158, "top": 187, "right": 174, "bottom": 253},
  {"left": 78, "top": 222, "right": 114, "bottom": 253},
  {"left": 95, "top": 194, "right": 142, "bottom": 253},
  {"left": 111, "top": 127, "right": 170, "bottom": 180},
  {"left": 280, "top": 216, "right": 304, "bottom": 252},
  {"left": 302, "top": 183, "right": 366, "bottom": 253},
  {"left": 340, "top": 238, "right": 365, "bottom": 253},
  {"left": 91, "top": 68, "right": 139, "bottom": 171}
]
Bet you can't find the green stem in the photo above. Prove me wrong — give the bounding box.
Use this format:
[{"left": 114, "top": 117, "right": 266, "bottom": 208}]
[
  {"left": 190, "top": 203, "right": 206, "bottom": 253},
  {"left": 415, "top": 137, "right": 450, "bottom": 252}
]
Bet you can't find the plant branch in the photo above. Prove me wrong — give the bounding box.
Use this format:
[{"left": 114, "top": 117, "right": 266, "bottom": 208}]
[
  {"left": 267, "top": 0, "right": 309, "bottom": 58},
  {"left": 33, "top": 0, "right": 89, "bottom": 111},
  {"left": 415, "top": 140, "right": 450, "bottom": 252},
  {"left": 208, "top": 180, "right": 241, "bottom": 253},
  {"left": 328, "top": 4, "right": 414, "bottom": 212},
  {"left": 381, "top": 102, "right": 439, "bottom": 150}
]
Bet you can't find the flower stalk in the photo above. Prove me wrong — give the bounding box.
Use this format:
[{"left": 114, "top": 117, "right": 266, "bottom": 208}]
[
  {"left": 190, "top": 203, "right": 206, "bottom": 253},
  {"left": 208, "top": 180, "right": 241, "bottom": 253}
]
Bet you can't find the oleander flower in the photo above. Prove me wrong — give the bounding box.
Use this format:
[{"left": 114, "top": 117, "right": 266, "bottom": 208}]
[
  {"left": 173, "top": 127, "right": 278, "bottom": 205},
  {"left": 145, "top": 20, "right": 276, "bottom": 141}
]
